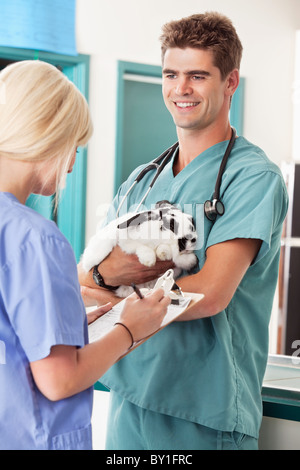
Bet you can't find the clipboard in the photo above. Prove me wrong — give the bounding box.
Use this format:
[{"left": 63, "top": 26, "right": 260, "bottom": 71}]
[{"left": 87, "top": 270, "right": 204, "bottom": 359}]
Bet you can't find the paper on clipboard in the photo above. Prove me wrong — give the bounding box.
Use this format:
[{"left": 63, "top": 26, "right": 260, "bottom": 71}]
[
  {"left": 88, "top": 269, "right": 204, "bottom": 357},
  {"left": 88, "top": 295, "right": 205, "bottom": 363},
  {"left": 88, "top": 295, "right": 194, "bottom": 345}
]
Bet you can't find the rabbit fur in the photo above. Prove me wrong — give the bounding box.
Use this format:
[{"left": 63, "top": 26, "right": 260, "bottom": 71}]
[{"left": 81, "top": 201, "right": 198, "bottom": 297}]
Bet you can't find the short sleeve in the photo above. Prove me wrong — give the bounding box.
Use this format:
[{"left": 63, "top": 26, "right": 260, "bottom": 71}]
[
  {"left": 2, "top": 231, "right": 87, "bottom": 362},
  {"left": 206, "top": 170, "right": 288, "bottom": 263}
]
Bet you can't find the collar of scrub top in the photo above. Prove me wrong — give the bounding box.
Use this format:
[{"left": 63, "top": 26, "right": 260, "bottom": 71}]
[{"left": 116, "top": 128, "right": 236, "bottom": 218}]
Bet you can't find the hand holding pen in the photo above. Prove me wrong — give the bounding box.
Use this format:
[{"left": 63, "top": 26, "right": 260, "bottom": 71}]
[
  {"left": 131, "top": 283, "right": 144, "bottom": 299},
  {"left": 118, "top": 286, "right": 170, "bottom": 347}
]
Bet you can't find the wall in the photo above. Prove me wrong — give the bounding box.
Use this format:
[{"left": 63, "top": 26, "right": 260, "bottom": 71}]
[
  {"left": 259, "top": 416, "right": 300, "bottom": 450},
  {"left": 293, "top": 31, "right": 300, "bottom": 160},
  {"left": 75, "top": 0, "right": 300, "bottom": 242}
]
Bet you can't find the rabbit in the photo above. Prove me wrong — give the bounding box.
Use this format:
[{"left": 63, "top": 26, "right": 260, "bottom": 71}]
[{"left": 81, "top": 200, "right": 198, "bottom": 297}]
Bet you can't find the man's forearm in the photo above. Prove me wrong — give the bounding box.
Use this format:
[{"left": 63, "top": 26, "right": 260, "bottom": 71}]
[
  {"left": 79, "top": 245, "right": 174, "bottom": 288},
  {"left": 176, "top": 238, "right": 262, "bottom": 321}
]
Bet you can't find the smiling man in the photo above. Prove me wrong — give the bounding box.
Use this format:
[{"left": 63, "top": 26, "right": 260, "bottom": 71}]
[
  {"left": 80, "top": 12, "right": 288, "bottom": 450},
  {"left": 162, "top": 48, "right": 237, "bottom": 132}
]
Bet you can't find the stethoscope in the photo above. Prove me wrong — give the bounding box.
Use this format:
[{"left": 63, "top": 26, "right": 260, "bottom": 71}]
[{"left": 116, "top": 127, "right": 237, "bottom": 222}]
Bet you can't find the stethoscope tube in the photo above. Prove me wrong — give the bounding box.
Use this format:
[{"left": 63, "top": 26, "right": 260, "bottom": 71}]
[
  {"left": 135, "top": 142, "right": 179, "bottom": 212},
  {"left": 212, "top": 127, "right": 236, "bottom": 202},
  {"left": 116, "top": 141, "right": 179, "bottom": 216},
  {"left": 204, "top": 127, "right": 237, "bottom": 221},
  {"left": 116, "top": 129, "right": 236, "bottom": 220}
]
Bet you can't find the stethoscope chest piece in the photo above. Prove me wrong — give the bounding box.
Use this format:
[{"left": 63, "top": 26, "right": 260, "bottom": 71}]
[{"left": 204, "top": 198, "right": 225, "bottom": 222}]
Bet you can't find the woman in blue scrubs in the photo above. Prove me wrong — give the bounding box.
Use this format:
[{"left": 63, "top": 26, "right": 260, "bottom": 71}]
[{"left": 0, "top": 60, "right": 170, "bottom": 450}]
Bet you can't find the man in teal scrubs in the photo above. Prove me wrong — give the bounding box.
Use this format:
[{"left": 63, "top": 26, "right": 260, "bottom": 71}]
[{"left": 79, "top": 12, "right": 288, "bottom": 450}]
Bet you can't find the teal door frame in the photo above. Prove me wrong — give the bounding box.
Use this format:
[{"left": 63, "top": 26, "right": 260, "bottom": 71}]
[
  {"left": 0, "top": 46, "right": 90, "bottom": 261},
  {"left": 115, "top": 60, "right": 245, "bottom": 194}
]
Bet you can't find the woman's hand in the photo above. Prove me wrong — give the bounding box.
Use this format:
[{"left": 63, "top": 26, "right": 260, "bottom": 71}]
[
  {"left": 86, "top": 302, "right": 112, "bottom": 325},
  {"left": 80, "top": 285, "right": 120, "bottom": 308},
  {"left": 119, "top": 288, "right": 171, "bottom": 343}
]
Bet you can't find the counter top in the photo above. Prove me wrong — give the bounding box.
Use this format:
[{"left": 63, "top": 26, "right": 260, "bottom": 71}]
[
  {"left": 263, "top": 355, "right": 300, "bottom": 391},
  {"left": 262, "top": 355, "right": 300, "bottom": 421}
]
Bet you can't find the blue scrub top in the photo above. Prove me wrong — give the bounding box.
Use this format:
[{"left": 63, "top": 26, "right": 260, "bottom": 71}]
[
  {"left": 100, "top": 136, "right": 288, "bottom": 439},
  {"left": 0, "top": 193, "right": 93, "bottom": 450}
]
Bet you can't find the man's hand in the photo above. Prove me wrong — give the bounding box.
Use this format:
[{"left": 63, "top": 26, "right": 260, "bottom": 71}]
[
  {"left": 78, "top": 245, "right": 174, "bottom": 307},
  {"left": 96, "top": 245, "right": 174, "bottom": 287}
]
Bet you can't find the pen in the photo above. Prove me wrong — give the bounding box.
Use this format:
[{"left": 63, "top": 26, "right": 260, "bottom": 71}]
[{"left": 131, "top": 283, "right": 144, "bottom": 299}]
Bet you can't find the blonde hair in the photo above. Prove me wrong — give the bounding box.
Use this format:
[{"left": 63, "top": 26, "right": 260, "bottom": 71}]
[{"left": 0, "top": 60, "right": 93, "bottom": 204}]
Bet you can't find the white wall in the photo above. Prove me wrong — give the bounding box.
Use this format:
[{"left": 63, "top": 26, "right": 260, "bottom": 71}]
[
  {"left": 259, "top": 416, "right": 300, "bottom": 450},
  {"left": 75, "top": 0, "right": 300, "bottom": 242},
  {"left": 293, "top": 31, "right": 300, "bottom": 160}
]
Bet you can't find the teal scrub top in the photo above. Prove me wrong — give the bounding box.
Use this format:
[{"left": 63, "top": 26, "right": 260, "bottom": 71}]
[{"left": 100, "top": 136, "right": 288, "bottom": 439}]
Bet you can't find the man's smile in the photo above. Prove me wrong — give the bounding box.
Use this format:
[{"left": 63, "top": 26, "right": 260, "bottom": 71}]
[{"left": 174, "top": 101, "right": 200, "bottom": 109}]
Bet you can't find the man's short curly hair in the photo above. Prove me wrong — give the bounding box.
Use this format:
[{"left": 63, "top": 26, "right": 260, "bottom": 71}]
[{"left": 160, "top": 12, "right": 243, "bottom": 80}]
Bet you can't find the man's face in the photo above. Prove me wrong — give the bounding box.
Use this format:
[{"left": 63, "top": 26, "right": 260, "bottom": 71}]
[{"left": 162, "top": 47, "right": 233, "bottom": 134}]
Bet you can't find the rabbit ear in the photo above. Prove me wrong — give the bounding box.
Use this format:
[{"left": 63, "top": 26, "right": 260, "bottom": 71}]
[
  {"left": 163, "top": 215, "right": 179, "bottom": 234},
  {"left": 117, "top": 211, "right": 159, "bottom": 229},
  {"left": 155, "top": 200, "right": 174, "bottom": 209}
]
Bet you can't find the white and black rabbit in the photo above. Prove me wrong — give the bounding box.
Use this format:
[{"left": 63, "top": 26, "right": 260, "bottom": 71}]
[{"left": 81, "top": 201, "right": 198, "bottom": 297}]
